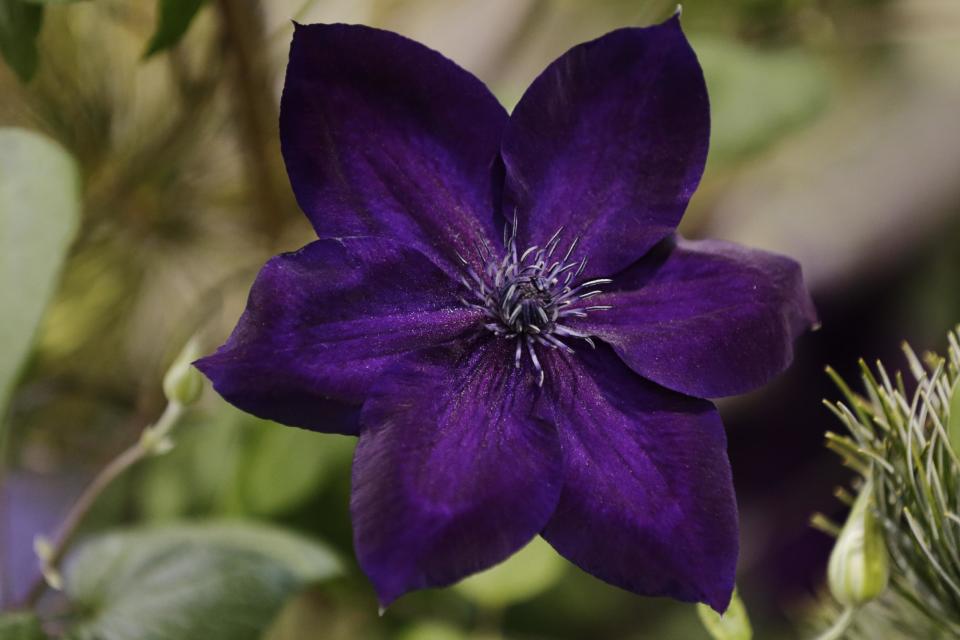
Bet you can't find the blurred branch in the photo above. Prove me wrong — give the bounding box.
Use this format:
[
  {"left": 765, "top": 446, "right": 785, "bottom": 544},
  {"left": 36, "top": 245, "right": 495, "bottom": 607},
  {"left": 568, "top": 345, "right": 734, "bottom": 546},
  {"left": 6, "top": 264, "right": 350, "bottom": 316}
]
[
  {"left": 19, "top": 400, "right": 187, "bottom": 610},
  {"left": 814, "top": 606, "right": 855, "bottom": 640},
  {"left": 215, "top": 0, "right": 293, "bottom": 243},
  {"left": 79, "top": 50, "right": 222, "bottom": 247}
]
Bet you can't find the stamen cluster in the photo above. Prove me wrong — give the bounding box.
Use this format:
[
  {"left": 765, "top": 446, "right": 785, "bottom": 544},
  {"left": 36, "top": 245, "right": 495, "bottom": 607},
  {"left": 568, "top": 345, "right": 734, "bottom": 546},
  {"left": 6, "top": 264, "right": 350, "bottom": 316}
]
[{"left": 458, "top": 217, "right": 612, "bottom": 385}]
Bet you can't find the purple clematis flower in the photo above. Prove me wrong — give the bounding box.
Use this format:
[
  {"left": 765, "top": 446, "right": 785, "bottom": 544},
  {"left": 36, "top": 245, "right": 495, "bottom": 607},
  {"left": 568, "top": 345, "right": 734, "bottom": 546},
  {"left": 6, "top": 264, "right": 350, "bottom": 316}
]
[{"left": 196, "top": 14, "right": 816, "bottom": 613}]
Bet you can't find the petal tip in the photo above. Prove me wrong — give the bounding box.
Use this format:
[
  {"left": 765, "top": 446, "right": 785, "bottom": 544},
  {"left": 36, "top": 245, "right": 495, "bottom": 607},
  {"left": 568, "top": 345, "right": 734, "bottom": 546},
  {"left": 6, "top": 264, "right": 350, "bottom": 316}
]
[
  {"left": 703, "top": 580, "right": 735, "bottom": 615},
  {"left": 367, "top": 575, "right": 408, "bottom": 613},
  {"left": 190, "top": 352, "right": 217, "bottom": 379}
]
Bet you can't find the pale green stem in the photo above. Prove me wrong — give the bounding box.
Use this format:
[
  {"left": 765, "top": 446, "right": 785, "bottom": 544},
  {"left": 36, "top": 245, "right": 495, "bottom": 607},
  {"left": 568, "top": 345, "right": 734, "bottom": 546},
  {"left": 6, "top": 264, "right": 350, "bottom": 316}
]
[
  {"left": 814, "top": 606, "right": 857, "bottom": 640},
  {"left": 19, "top": 401, "right": 185, "bottom": 608}
]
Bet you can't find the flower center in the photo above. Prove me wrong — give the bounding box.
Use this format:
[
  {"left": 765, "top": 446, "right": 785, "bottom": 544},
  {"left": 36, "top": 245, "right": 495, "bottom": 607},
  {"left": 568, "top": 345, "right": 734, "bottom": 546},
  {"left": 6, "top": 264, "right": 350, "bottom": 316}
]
[
  {"left": 457, "top": 217, "right": 612, "bottom": 385},
  {"left": 499, "top": 276, "right": 554, "bottom": 334}
]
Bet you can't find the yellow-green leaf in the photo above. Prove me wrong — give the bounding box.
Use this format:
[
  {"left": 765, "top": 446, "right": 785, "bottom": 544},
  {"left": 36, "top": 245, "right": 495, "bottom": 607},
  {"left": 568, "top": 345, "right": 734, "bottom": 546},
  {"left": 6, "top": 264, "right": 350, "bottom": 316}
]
[{"left": 456, "top": 536, "right": 564, "bottom": 609}]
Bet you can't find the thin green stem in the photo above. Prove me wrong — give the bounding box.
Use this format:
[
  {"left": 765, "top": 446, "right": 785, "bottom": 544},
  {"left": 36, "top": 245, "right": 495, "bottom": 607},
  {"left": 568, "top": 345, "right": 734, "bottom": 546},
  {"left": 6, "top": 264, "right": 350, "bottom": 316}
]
[
  {"left": 19, "top": 402, "right": 184, "bottom": 609},
  {"left": 814, "top": 606, "right": 857, "bottom": 640}
]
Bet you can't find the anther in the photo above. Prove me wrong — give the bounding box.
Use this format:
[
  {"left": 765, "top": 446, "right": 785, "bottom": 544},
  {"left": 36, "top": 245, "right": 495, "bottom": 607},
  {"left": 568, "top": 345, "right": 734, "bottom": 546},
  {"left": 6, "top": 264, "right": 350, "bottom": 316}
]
[{"left": 459, "top": 218, "right": 612, "bottom": 377}]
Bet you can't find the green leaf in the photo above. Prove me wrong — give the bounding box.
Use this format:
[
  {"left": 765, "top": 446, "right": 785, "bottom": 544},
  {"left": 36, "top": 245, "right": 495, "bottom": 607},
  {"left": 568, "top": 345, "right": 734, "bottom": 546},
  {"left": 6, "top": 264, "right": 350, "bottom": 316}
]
[
  {"left": 694, "top": 37, "right": 829, "bottom": 165},
  {"left": 696, "top": 588, "right": 753, "bottom": 640},
  {"left": 0, "top": 128, "right": 80, "bottom": 421},
  {"left": 456, "top": 536, "right": 564, "bottom": 609},
  {"left": 239, "top": 416, "right": 354, "bottom": 516},
  {"left": 139, "top": 403, "right": 352, "bottom": 521},
  {"left": 63, "top": 522, "right": 341, "bottom": 640},
  {"left": 144, "top": 0, "right": 205, "bottom": 58},
  {"left": 0, "top": 612, "right": 48, "bottom": 640},
  {"left": 0, "top": 2, "right": 43, "bottom": 82}
]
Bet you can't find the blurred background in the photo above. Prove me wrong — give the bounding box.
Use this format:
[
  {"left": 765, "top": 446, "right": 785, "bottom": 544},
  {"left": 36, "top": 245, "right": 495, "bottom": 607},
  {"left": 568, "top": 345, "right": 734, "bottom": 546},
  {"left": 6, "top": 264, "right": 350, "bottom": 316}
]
[{"left": 1, "top": 0, "right": 959, "bottom": 638}]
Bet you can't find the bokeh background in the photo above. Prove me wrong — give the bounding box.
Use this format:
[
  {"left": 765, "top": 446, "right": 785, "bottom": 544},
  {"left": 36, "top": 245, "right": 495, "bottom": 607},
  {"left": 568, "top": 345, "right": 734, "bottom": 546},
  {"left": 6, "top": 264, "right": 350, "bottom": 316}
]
[{"left": 1, "top": 0, "right": 959, "bottom": 638}]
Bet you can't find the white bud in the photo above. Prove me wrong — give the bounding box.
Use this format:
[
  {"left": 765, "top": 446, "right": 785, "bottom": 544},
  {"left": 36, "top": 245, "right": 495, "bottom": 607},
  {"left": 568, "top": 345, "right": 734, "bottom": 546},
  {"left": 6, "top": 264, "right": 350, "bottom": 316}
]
[
  {"left": 162, "top": 337, "right": 204, "bottom": 406},
  {"left": 827, "top": 479, "right": 889, "bottom": 607}
]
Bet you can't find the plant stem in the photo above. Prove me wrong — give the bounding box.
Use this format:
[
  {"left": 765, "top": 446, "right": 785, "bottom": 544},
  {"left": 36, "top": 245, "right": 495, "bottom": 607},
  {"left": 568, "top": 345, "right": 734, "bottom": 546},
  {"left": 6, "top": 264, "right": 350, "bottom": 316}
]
[
  {"left": 814, "top": 606, "right": 857, "bottom": 640},
  {"left": 214, "top": 0, "right": 293, "bottom": 243},
  {"left": 19, "top": 402, "right": 184, "bottom": 609}
]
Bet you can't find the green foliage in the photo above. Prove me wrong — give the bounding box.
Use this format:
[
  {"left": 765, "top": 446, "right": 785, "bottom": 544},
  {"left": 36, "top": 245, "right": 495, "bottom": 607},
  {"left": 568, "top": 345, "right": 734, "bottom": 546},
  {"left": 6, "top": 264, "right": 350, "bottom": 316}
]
[
  {"left": 694, "top": 37, "right": 829, "bottom": 165},
  {"left": 0, "top": 0, "right": 85, "bottom": 82},
  {"left": 697, "top": 588, "right": 753, "bottom": 640},
  {"left": 144, "top": 0, "right": 205, "bottom": 58},
  {"left": 456, "top": 536, "right": 565, "bottom": 609},
  {"left": 139, "top": 402, "right": 354, "bottom": 520},
  {"left": 237, "top": 417, "right": 354, "bottom": 517},
  {"left": 822, "top": 327, "right": 960, "bottom": 637},
  {"left": 0, "top": 612, "right": 47, "bottom": 640},
  {"left": 0, "top": 128, "right": 80, "bottom": 422},
  {"left": 397, "top": 621, "right": 466, "bottom": 640},
  {"left": 62, "top": 521, "right": 340, "bottom": 640},
  {"left": 0, "top": 2, "right": 42, "bottom": 82}
]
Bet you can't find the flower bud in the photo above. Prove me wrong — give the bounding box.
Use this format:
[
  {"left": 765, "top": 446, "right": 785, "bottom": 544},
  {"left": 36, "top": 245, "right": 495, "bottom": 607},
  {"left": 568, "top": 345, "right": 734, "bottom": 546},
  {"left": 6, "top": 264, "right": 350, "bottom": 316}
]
[
  {"left": 162, "top": 337, "right": 204, "bottom": 406},
  {"left": 827, "top": 479, "right": 889, "bottom": 607}
]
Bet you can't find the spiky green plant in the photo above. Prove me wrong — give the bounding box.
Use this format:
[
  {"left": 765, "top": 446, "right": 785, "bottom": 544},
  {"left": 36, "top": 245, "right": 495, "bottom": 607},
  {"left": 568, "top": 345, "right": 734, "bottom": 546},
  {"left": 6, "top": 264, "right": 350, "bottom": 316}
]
[{"left": 817, "top": 326, "right": 960, "bottom": 638}]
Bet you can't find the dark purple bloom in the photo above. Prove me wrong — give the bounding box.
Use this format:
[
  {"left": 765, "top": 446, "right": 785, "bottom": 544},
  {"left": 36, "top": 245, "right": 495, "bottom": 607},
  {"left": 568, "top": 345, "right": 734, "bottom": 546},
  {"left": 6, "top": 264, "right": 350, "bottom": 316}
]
[{"left": 196, "top": 15, "right": 816, "bottom": 613}]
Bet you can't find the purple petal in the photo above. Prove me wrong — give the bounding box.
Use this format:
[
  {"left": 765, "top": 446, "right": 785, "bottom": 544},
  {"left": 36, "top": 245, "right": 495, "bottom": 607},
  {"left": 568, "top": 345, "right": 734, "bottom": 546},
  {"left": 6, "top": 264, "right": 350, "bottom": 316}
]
[
  {"left": 538, "top": 345, "right": 738, "bottom": 612},
  {"left": 351, "top": 339, "right": 561, "bottom": 607},
  {"left": 280, "top": 23, "right": 507, "bottom": 276},
  {"left": 196, "top": 237, "right": 480, "bottom": 435},
  {"left": 571, "top": 236, "right": 817, "bottom": 398},
  {"left": 501, "top": 15, "right": 709, "bottom": 279}
]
